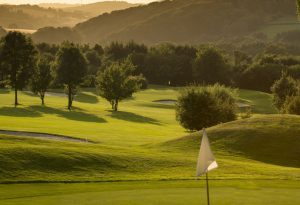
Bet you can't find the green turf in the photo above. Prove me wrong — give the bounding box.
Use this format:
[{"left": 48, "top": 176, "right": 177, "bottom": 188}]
[
  {"left": 0, "top": 86, "right": 185, "bottom": 146},
  {"left": 0, "top": 180, "right": 299, "bottom": 205},
  {"left": 237, "top": 89, "right": 277, "bottom": 114},
  {"left": 0, "top": 86, "right": 298, "bottom": 182},
  {"left": 0, "top": 86, "right": 299, "bottom": 204}
]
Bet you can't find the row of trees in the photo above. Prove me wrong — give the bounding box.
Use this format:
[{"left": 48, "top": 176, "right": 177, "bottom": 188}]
[
  {"left": 1, "top": 32, "right": 300, "bottom": 113},
  {"left": 0, "top": 32, "right": 144, "bottom": 111},
  {"left": 3, "top": 36, "right": 300, "bottom": 93}
]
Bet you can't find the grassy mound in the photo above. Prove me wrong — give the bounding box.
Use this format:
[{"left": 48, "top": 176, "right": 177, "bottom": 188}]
[{"left": 164, "top": 115, "right": 300, "bottom": 168}]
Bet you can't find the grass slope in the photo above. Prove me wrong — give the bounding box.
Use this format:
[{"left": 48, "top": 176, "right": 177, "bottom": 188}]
[{"left": 0, "top": 86, "right": 298, "bottom": 183}]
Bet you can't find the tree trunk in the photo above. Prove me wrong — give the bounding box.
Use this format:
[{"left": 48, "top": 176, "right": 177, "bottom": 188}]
[
  {"left": 111, "top": 100, "right": 115, "bottom": 110},
  {"left": 68, "top": 85, "right": 72, "bottom": 110},
  {"left": 41, "top": 93, "right": 45, "bottom": 105},
  {"left": 114, "top": 99, "right": 118, "bottom": 111},
  {"left": 14, "top": 86, "right": 18, "bottom": 107},
  {"left": 14, "top": 69, "right": 18, "bottom": 107}
]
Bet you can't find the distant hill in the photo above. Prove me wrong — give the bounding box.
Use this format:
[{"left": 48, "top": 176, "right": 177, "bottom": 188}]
[
  {"left": 32, "top": 0, "right": 297, "bottom": 44},
  {"left": 0, "top": 1, "right": 139, "bottom": 30},
  {"left": 38, "top": 3, "right": 81, "bottom": 9},
  {"left": 63, "top": 1, "right": 141, "bottom": 20},
  {"left": 72, "top": 0, "right": 296, "bottom": 44}
]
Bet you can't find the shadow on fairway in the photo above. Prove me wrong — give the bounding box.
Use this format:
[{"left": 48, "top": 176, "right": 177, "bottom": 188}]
[
  {"left": 23, "top": 91, "right": 37, "bottom": 97},
  {"left": 108, "top": 110, "right": 161, "bottom": 125},
  {"left": 30, "top": 105, "right": 107, "bottom": 123},
  {"left": 0, "top": 89, "right": 10, "bottom": 94},
  {"left": 138, "top": 102, "right": 175, "bottom": 110},
  {"left": 75, "top": 92, "right": 99, "bottom": 104},
  {"left": 0, "top": 106, "right": 42, "bottom": 117},
  {"left": 166, "top": 125, "right": 300, "bottom": 168}
]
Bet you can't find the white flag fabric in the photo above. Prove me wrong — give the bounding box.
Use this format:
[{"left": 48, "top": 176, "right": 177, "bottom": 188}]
[{"left": 196, "top": 128, "right": 218, "bottom": 177}]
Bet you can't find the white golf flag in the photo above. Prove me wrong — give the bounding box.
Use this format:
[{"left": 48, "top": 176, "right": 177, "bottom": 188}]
[{"left": 196, "top": 128, "right": 218, "bottom": 177}]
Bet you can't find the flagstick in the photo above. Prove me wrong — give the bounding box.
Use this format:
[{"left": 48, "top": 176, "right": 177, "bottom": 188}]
[{"left": 206, "top": 172, "right": 210, "bottom": 205}]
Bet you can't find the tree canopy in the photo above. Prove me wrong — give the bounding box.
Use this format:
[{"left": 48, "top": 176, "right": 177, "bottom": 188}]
[
  {"left": 0, "top": 31, "right": 37, "bottom": 106},
  {"left": 30, "top": 55, "right": 53, "bottom": 105},
  {"left": 55, "top": 42, "right": 87, "bottom": 110},
  {"left": 96, "top": 60, "right": 144, "bottom": 111}
]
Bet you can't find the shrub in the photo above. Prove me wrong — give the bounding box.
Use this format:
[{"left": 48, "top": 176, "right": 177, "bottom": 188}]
[
  {"left": 175, "top": 84, "right": 237, "bottom": 131},
  {"left": 271, "top": 72, "right": 299, "bottom": 110},
  {"left": 136, "top": 74, "right": 148, "bottom": 89},
  {"left": 283, "top": 96, "right": 300, "bottom": 115}
]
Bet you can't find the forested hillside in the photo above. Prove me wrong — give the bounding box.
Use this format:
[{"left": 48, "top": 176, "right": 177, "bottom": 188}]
[
  {"left": 0, "top": 2, "right": 138, "bottom": 30},
  {"left": 73, "top": 0, "right": 297, "bottom": 44},
  {"left": 31, "top": 0, "right": 298, "bottom": 44}
]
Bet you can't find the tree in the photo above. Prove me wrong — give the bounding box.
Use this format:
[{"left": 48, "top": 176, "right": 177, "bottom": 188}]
[
  {"left": 271, "top": 72, "right": 299, "bottom": 110},
  {"left": 239, "top": 63, "right": 282, "bottom": 92},
  {"left": 0, "top": 32, "right": 37, "bottom": 106},
  {"left": 55, "top": 42, "right": 87, "bottom": 110},
  {"left": 175, "top": 84, "right": 237, "bottom": 131},
  {"left": 193, "top": 47, "right": 231, "bottom": 85},
  {"left": 297, "top": 0, "right": 300, "bottom": 17},
  {"left": 30, "top": 56, "right": 53, "bottom": 105},
  {"left": 96, "top": 60, "right": 144, "bottom": 111}
]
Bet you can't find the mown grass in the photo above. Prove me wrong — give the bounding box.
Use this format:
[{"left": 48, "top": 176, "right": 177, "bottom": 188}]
[
  {"left": 0, "top": 180, "right": 299, "bottom": 205},
  {"left": 0, "top": 86, "right": 184, "bottom": 145},
  {"left": 0, "top": 86, "right": 298, "bottom": 182},
  {"left": 0, "top": 86, "right": 299, "bottom": 204}
]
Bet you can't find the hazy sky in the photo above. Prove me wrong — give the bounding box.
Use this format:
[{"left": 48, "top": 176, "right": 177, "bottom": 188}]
[{"left": 0, "top": 0, "right": 157, "bottom": 4}]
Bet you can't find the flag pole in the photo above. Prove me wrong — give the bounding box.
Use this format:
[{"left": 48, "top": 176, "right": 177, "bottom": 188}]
[{"left": 206, "top": 172, "right": 210, "bottom": 205}]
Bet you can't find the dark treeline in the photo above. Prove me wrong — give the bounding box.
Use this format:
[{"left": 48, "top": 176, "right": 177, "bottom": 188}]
[{"left": 2, "top": 32, "right": 300, "bottom": 105}]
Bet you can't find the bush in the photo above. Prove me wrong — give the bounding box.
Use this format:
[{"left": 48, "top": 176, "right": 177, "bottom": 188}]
[
  {"left": 175, "top": 84, "right": 237, "bottom": 131},
  {"left": 136, "top": 74, "right": 148, "bottom": 89},
  {"left": 271, "top": 72, "right": 299, "bottom": 110},
  {"left": 283, "top": 96, "right": 300, "bottom": 115}
]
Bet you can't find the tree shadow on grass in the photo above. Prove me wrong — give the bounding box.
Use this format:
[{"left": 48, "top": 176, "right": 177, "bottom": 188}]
[
  {"left": 0, "top": 107, "right": 42, "bottom": 117},
  {"left": 108, "top": 110, "right": 161, "bottom": 125},
  {"left": 29, "top": 105, "right": 107, "bottom": 123},
  {"left": 23, "top": 91, "right": 37, "bottom": 97},
  {"left": 137, "top": 103, "right": 175, "bottom": 110},
  {"left": 0, "top": 89, "right": 10, "bottom": 94},
  {"left": 75, "top": 92, "right": 99, "bottom": 104}
]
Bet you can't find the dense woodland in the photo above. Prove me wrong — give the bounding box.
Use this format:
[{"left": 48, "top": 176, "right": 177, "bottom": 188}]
[{"left": 1, "top": 33, "right": 300, "bottom": 93}]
